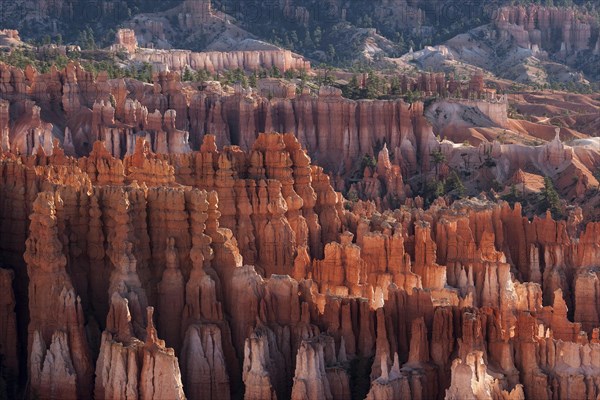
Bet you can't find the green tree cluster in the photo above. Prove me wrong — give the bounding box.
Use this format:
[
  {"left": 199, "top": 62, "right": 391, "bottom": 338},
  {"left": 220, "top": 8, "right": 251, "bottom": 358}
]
[
  {"left": 77, "top": 27, "right": 96, "bottom": 50},
  {"left": 342, "top": 72, "right": 388, "bottom": 100}
]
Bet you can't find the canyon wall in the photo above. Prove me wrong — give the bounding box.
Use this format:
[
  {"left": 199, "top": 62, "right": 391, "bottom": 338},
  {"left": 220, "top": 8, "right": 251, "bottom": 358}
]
[
  {"left": 0, "top": 62, "right": 506, "bottom": 170},
  {"left": 132, "top": 49, "right": 311, "bottom": 73},
  {"left": 0, "top": 61, "right": 597, "bottom": 208}
]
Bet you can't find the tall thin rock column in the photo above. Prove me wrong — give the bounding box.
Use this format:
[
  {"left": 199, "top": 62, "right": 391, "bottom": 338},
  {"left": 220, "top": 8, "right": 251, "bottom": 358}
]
[{"left": 25, "top": 191, "right": 93, "bottom": 399}]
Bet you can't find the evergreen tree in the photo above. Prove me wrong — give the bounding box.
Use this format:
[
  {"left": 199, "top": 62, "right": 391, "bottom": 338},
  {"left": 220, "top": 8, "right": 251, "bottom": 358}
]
[
  {"left": 390, "top": 77, "right": 401, "bottom": 95},
  {"left": 430, "top": 148, "right": 446, "bottom": 178},
  {"left": 365, "top": 72, "right": 385, "bottom": 99},
  {"left": 423, "top": 179, "right": 445, "bottom": 206},
  {"left": 270, "top": 65, "right": 281, "bottom": 78},
  {"left": 289, "top": 31, "right": 299, "bottom": 47},
  {"left": 284, "top": 69, "right": 295, "bottom": 79},
  {"left": 303, "top": 30, "right": 315, "bottom": 50},
  {"left": 327, "top": 44, "right": 336, "bottom": 62},
  {"left": 249, "top": 72, "right": 258, "bottom": 88},
  {"left": 541, "top": 176, "right": 563, "bottom": 219},
  {"left": 297, "top": 68, "right": 308, "bottom": 82},
  {"left": 395, "top": 31, "right": 405, "bottom": 52},
  {"left": 344, "top": 75, "right": 361, "bottom": 99},
  {"left": 77, "top": 30, "right": 89, "bottom": 49},
  {"left": 313, "top": 27, "right": 322, "bottom": 46},
  {"left": 446, "top": 171, "right": 466, "bottom": 198},
  {"left": 86, "top": 27, "right": 96, "bottom": 50},
  {"left": 182, "top": 67, "right": 194, "bottom": 82},
  {"left": 137, "top": 63, "right": 153, "bottom": 83},
  {"left": 195, "top": 69, "right": 211, "bottom": 82}
]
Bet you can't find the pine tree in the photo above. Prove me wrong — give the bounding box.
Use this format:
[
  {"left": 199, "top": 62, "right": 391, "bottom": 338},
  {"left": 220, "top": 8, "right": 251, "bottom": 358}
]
[
  {"left": 85, "top": 27, "right": 96, "bottom": 50},
  {"left": 327, "top": 44, "right": 336, "bottom": 62},
  {"left": 542, "top": 176, "right": 562, "bottom": 219},
  {"left": 195, "top": 69, "right": 211, "bottom": 82},
  {"left": 249, "top": 73, "right": 257, "bottom": 88},
  {"left": 395, "top": 31, "right": 405, "bottom": 52},
  {"left": 313, "top": 27, "right": 322, "bottom": 46},
  {"left": 446, "top": 171, "right": 466, "bottom": 198},
  {"left": 430, "top": 148, "right": 446, "bottom": 178},
  {"left": 344, "top": 75, "right": 361, "bottom": 99},
  {"left": 365, "top": 72, "right": 384, "bottom": 99},
  {"left": 78, "top": 30, "right": 89, "bottom": 49},
  {"left": 182, "top": 67, "right": 194, "bottom": 82},
  {"left": 271, "top": 65, "right": 281, "bottom": 78}
]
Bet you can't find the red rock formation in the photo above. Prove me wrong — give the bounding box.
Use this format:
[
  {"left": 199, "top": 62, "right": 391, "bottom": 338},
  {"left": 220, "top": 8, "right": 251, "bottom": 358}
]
[
  {"left": 1, "top": 60, "right": 427, "bottom": 170},
  {"left": 141, "top": 307, "right": 186, "bottom": 399},
  {"left": 0, "top": 29, "right": 20, "bottom": 40},
  {"left": 157, "top": 237, "right": 185, "bottom": 351},
  {"left": 25, "top": 191, "right": 93, "bottom": 399},
  {"left": 0, "top": 131, "right": 599, "bottom": 400},
  {"left": 180, "top": 188, "right": 240, "bottom": 399},
  {"left": 3, "top": 61, "right": 596, "bottom": 219},
  {"left": 313, "top": 232, "right": 368, "bottom": 297},
  {"left": 0, "top": 100, "right": 9, "bottom": 152},
  {"left": 113, "top": 29, "right": 138, "bottom": 53}
]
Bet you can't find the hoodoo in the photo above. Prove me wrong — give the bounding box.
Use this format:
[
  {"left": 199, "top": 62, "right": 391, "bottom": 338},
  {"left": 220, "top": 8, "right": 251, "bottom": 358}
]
[{"left": 0, "top": 1, "right": 599, "bottom": 399}]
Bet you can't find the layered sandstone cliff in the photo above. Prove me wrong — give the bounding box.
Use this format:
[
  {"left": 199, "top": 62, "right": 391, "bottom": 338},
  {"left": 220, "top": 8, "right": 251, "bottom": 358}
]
[{"left": 132, "top": 49, "right": 311, "bottom": 74}]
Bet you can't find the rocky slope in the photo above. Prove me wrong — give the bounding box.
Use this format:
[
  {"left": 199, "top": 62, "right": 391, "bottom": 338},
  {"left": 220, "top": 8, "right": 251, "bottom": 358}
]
[{"left": 392, "top": 4, "right": 600, "bottom": 85}]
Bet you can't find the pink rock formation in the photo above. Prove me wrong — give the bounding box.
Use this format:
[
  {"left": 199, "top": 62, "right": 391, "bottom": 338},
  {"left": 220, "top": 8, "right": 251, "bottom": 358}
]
[
  {"left": 95, "top": 307, "right": 185, "bottom": 399},
  {"left": 157, "top": 237, "right": 185, "bottom": 351},
  {"left": 181, "top": 324, "right": 231, "bottom": 400}
]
